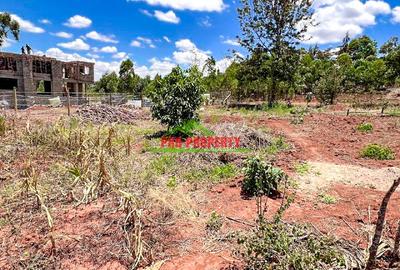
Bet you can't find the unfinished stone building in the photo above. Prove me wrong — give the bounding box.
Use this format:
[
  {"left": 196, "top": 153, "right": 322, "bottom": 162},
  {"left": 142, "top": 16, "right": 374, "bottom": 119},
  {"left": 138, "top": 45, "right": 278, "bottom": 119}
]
[{"left": 0, "top": 52, "right": 94, "bottom": 100}]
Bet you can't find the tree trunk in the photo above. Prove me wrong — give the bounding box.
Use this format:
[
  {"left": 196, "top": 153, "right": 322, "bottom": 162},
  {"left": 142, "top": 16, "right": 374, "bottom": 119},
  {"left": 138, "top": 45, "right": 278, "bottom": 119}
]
[
  {"left": 268, "top": 79, "right": 277, "bottom": 108},
  {"left": 392, "top": 220, "right": 400, "bottom": 264},
  {"left": 366, "top": 177, "right": 400, "bottom": 270}
]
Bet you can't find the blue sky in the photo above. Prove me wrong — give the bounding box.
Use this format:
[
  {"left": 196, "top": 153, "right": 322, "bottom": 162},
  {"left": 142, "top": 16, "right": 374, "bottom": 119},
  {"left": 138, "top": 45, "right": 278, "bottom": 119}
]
[{"left": 1, "top": 0, "right": 400, "bottom": 80}]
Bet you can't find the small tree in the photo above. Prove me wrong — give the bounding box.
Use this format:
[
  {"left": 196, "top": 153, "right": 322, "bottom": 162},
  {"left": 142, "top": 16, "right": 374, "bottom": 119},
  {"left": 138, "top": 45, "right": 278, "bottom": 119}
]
[
  {"left": 94, "top": 72, "right": 119, "bottom": 93},
  {"left": 315, "top": 65, "right": 343, "bottom": 105},
  {"left": 242, "top": 157, "right": 286, "bottom": 197},
  {"left": 150, "top": 66, "right": 203, "bottom": 129}
]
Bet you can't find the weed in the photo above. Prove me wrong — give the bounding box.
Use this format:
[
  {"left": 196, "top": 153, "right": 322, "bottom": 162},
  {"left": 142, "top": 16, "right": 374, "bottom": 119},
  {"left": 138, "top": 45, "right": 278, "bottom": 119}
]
[
  {"left": 206, "top": 211, "right": 223, "bottom": 233},
  {"left": 319, "top": 194, "right": 337, "bottom": 204},
  {"left": 261, "top": 103, "right": 294, "bottom": 116},
  {"left": 361, "top": 144, "right": 395, "bottom": 160},
  {"left": 166, "top": 176, "right": 178, "bottom": 189},
  {"left": 264, "top": 135, "right": 289, "bottom": 155},
  {"left": 238, "top": 221, "right": 345, "bottom": 269},
  {"left": 242, "top": 157, "right": 287, "bottom": 197},
  {"left": 210, "top": 164, "right": 237, "bottom": 181},
  {"left": 357, "top": 123, "right": 373, "bottom": 132},
  {"left": 294, "top": 162, "right": 311, "bottom": 175}
]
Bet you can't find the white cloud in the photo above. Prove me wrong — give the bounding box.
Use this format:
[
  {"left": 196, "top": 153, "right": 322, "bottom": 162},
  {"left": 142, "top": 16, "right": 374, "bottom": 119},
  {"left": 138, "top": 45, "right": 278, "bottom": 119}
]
[
  {"left": 140, "top": 9, "right": 153, "bottom": 17},
  {"left": 131, "top": 37, "right": 156, "bottom": 48},
  {"left": 365, "top": 0, "right": 391, "bottom": 14},
  {"left": 52, "top": 32, "right": 73, "bottom": 39},
  {"left": 304, "top": 0, "right": 393, "bottom": 44},
  {"left": 393, "top": 6, "right": 400, "bottom": 23},
  {"left": 64, "top": 15, "right": 92, "bottom": 28},
  {"left": 57, "top": 38, "right": 90, "bottom": 50},
  {"left": 136, "top": 58, "right": 176, "bottom": 77},
  {"left": 86, "top": 31, "right": 118, "bottom": 43},
  {"left": 129, "top": 0, "right": 227, "bottom": 12},
  {"left": 199, "top": 16, "right": 212, "bottom": 27},
  {"left": 223, "top": 38, "right": 240, "bottom": 46},
  {"left": 86, "top": 52, "right": 101, "bottom": 59},
  {"left": 2, "top": 38, "right": 15, "bottom": 48},
  {"left": 163, "top": 36, "right": 171, "bottom": 43},
  {"left": 99, "top": 46, "right": 118, "bottom": 53},
  {"left": 216, "top": 57, "right": 233, "bottom": 73},
  {"left": 173, "top": 39, "right": 211, "bottom": 67},
  {"left": 154, "top": 10, "right": 180, "bottom": 24},
  {"left": 130, "top": 40, "right": 142, "bottom": 47},
  {"left": 39, "top": 19, "right": 51, "bottom": 24},
  {"left": 9, "top": 14, "right": 45, "bottom": 33},
  {"left": 112, "top": 52, "right": 128, "bottom": 59}
]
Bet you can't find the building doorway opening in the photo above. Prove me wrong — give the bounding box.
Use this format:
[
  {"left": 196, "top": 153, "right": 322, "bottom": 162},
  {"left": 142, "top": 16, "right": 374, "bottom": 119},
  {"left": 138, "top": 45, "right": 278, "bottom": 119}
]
[{"left": 0, "top": 78, "right": 18, "bottom": 90}]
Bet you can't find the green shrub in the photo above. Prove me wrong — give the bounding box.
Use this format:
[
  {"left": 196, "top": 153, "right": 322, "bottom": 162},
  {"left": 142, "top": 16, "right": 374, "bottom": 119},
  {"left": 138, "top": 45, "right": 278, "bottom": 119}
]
[
  {"left": 238, "top": 221, "right": 345, "bottom": 269},
  {"left": 360, "top": 144, "right": 395, "bottom": 160},
  {"left": 319, "top": 194, "right": 337, "bottom": 204},
  {"left": 356, "top": 123, "right": 373, "bottom": 132},
  {"left": 294, "top": 162, "right": 311, "bottom": 175},
  {"left": 150, "top": 66, "right": 203, "bottom": 129},
  {"left": 206, "top": 211, "right": 223, "bottom": 233},
  {"left": 242, "top": 157, "right": 287, "bottom": 196},
  {"left": 210, "top": 164, "right": 237, "bottom": 181}
]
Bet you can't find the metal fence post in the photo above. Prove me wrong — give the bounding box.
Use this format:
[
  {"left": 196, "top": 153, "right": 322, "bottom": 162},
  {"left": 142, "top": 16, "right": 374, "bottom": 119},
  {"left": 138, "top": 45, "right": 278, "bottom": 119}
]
[
  {"left": 67, "top": 90, "right": 71, "bottom": 116},
  {"left": 13, "top": 87, "right": 17, "bottom": 112}
]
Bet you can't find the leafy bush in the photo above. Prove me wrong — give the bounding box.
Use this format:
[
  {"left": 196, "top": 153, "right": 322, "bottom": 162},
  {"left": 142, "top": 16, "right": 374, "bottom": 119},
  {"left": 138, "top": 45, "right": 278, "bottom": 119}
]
[
  {"left": 242, "top": 157, "right": 287, "bottom": 196},
  {"left": 356, "top": 123, "right": 373, "bottom": 132},
  {"left": 206, "top": 211, "right": 223, "bottom": 233},
  {"left": 150, "top": 66, "right": 203, "bottom": 129},
  {"left": 360, "top": 144, "right": 395, "bottom": 160},
  {"left": 238, "top": 220, "right": 345, "bottom": 270}
]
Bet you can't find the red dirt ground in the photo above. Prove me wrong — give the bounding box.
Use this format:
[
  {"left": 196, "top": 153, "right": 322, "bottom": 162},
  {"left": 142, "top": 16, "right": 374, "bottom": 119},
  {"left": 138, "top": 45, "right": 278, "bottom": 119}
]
[{"left": 1, "top": 107, "right": 400, "bottom": 269}]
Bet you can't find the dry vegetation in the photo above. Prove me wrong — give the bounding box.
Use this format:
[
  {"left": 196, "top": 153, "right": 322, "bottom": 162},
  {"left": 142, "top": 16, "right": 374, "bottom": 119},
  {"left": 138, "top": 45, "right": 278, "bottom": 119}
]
[{"left": 0, "top": 98, "right": 400, "bottom": 270}]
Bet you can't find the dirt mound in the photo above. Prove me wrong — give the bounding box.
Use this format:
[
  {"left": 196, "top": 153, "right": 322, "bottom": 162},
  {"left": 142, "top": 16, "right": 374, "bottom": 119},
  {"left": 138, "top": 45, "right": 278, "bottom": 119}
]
[
  {"left": 77, "top": 104, "right": 150, "bottom": 124},
  {"left": 211, "top": 123, "right": 272, "bottom": 150}
]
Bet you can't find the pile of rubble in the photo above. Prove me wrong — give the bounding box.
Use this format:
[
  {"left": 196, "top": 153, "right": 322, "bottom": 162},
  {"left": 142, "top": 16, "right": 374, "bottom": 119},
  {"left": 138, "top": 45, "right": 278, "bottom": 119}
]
[{"left": 77, "top": 104, "right": 150, "bottom": 124}]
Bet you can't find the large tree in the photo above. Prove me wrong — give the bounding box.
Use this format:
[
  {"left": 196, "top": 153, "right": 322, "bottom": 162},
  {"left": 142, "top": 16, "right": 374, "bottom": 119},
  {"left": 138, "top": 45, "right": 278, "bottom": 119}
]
[
  {"left": 237, "top": 0, "right": 314, "bottom": 106},
  {"left": 348, "top": 35, "right": 377, "bottom": 61},
  {"left": 118, "top": 59, "right": 140, "bottom": 94},
  {"left": 0, "top": 13, "right": 20, "bottom": 47}
]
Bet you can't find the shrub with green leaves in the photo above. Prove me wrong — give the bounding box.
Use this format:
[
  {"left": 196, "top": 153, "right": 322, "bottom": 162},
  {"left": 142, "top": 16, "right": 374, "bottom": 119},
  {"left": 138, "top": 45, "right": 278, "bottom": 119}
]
[
  {"left": 356, "top": 123, "right": 373, "bottom": 132},
  {"left": 150, "top": 66, "right": 203, "bottom": 129},
  {"left": 242, "top": 157, "right": 287, "bottom": 196},
  {"left": 206, "top": 211, "right": 223, "bottom": 233},
  {"left": 360, "top": 144, "right": 395, "bottom": 160},
  {"left": 238, "top": 220, "right": 345, "bottom": 270}
]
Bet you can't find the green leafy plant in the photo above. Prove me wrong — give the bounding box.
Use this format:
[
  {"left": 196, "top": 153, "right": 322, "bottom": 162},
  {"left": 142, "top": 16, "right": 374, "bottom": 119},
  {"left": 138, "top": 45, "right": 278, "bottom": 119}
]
[
  {"left": 294, "top": 162, "right": 311, "bottom": 176},
  {"left": 242, "top": 157, "right": 287, "bottom": 196},
  {"left": 361, "top": 144, "right": 395, "bottom": 160},
  {"left": 206, "top": 211, "right": 223, "bottom": 233},
  {"left": 210, "top": 164, "right": 237, "bottom": 181},
  {"left": 357, "top": 123, "right": 373, "bottom": 132},
  {"left": 319, "top": 194, "right": 337, "bottom": 204},
  {"left": 150, "top": 66, "right": 203, "bottom": 129},
  {"left": 166, "top": 176, "right": 178, "bottom": 190},
  {"left": 238, "top": 220, "right": 345, "bottom": 269}
]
